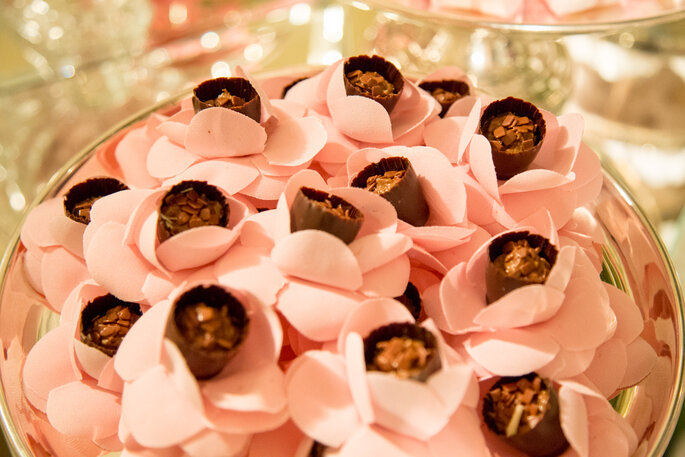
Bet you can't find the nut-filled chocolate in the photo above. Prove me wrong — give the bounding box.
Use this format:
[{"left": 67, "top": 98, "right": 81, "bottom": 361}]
[
  {"left": 289, "top": 187, "right": 363, "bottom": 244},
  {"left": 485, "top": 231, "right": 558, "bottom": 303},
  {"left": 394, "top": 282, "right": 422, "bottom": 320},
  {"left": 192, "top": 77, "right": 261, "bottom": 122},
  {"left": 343, "top": 55, "right": 404, "bottom": 114},
  {"left": 63, "top": 177, "right": 128, "bottom": 224},
  {"left": 166, "top": 284, "right": 250, "bottom": 379},
  {"left": 483, "top": 373, "right": 569, "bottom": 457},
  {"left": 350, "top": 156, "right": 429, "bottom": 227},
  {"left": 157, "top": 180, "right": 229, "bottom": 242},
  {"left": 364, "top": 322, "right": 441, "bottom": 382},
  {"left": 480, "top": 97, "right": 546, "bottom": 180},
  {"left": 80, "top": 294, "right": 142, "bottom": 357},
  {"left": 418, "top": 79, "right": 471, "bottom": 117}
]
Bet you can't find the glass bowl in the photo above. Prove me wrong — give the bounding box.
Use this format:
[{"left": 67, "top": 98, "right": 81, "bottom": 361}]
[{"left": 0, "top": 67, "right": 683, "bottom": 457}]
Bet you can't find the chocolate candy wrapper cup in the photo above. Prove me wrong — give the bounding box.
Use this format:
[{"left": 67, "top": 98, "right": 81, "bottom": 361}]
[
  {"left": 418, "top": 79, "right": 471, "bottom": 117},
  {"left": 63, "top": 177, "right": 128, "bottom": 225},
  {"left": 343, "top": 55, "right": 405, "bottom": 114},
  {"left": 192, "top": 77, "right": 261, "bottom": 122},
  {"left": 289, "top": 187, "right": 364, "bottom": 244}
]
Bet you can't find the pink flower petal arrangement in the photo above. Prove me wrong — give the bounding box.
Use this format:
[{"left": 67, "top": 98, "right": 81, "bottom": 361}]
[{"left": 19, "top": 55, "right": 657, "bottom": 457}]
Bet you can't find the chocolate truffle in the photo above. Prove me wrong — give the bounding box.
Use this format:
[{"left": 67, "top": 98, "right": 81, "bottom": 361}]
[
  {"left": 350, "top": 156, "right": 429, "bottom": 227},
  {"left": 166, "top": 284, "right": 250, "bottom": 380},
  {"left": 419, "top": 79, "right": 471, "bottom": 117},
  {"left": 483, "top": 373, "right": 569, "bottom": 457},
  {"left": 343, "top": 55, "right": 405, "bottom": 114},
  {"left": 485, "top": 231, "right": 558, "bottom": 303},
  {"left": 192, "top": 77, "right": 261, "bottom": 122},
  {"left": 157, "top": 180, "right": 229, "bottom": 243},
  {"left": 63, "top": 177, "right": 128, "bottom": 224},
  {"left": 394, "top": 282, "right": 422, "bottom": 320},
  {"left": 480, "top": 97, "right": 546, "bottom": 180},
  {"left": 79, "top": 294, "right": 142, "bottom": 357},
  {"left": 289, "top": 187, "right": 363, "bottom": 244},
  {"left": 364, "top": 322, "right": 441, "bottom": 382}
]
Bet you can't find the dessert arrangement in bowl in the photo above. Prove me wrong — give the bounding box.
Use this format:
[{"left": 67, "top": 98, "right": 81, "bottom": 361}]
[{"left": 0, "top": 54, "right": 682, "bottom": 457}]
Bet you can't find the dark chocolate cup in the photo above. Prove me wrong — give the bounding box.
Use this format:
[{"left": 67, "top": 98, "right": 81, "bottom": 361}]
[
  {"left": 485, "top": 231, "right": 558, "bottom": 303},
  {"left": 394, "top": 282, "right": 422, "bottom": 320},
  {"left": 192, "top": 77, "right": 261, "bottom": 122},
  {"left": 165, "top": 284, "right": 250, "bottom": 380},
  {"left": 289, "top": 187, "right": 364, "bottom": 244},
  {"left": 350, "top": 156, "right": 429, "bottom": 227},
  {"left": 363, "top": 322, "right": 441, "bottom": 382},
  {"left": 157, "top": 180, "right": 229, "bottom": 243},
  {"left": 418, "top": 79, "right": 471, "bottom": 117},
  {"left": 63, "top": 177, "right": 128, "bottom": 224},
  {"left": 483, "top": 374, "right": 569, "bottom": 457},
  {"left": 343, "top": 55, "right": 405, "bottom": 114},
  {"left": 479, "top": 97, "right": 547, "bottom": 180},
  {"left": 79, "top": 294, "right": 142, "bottom": 357}
]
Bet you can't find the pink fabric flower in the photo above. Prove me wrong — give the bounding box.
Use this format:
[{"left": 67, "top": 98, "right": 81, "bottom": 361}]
[
  {"left": 115, "top": 282, "right": 287, "bottom": 457},
  {"left": 22, "top": 282, "right": 130, "bottom": 451},
  {"left": 424, "top": 225, "right": 620, "bottom": 380},
  {"left": 285, "top": 297, "right": 489, "bottom": 456},
  {"left": 246, "top": 169, "right": 414, "bottom": 343},
  {"left": 479, "top": 375, "right": 638, "bottom": 457},
  {"left": 425, "top": 98, "right": 603, "bottom": 231},
  {"left": 83, "top": 185, "right": 254, "bottom": 304}
]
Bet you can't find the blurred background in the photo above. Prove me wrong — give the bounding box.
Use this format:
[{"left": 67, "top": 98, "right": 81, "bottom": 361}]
[{"left": 0, "top": 0, "right": 685, "bottom": 455}]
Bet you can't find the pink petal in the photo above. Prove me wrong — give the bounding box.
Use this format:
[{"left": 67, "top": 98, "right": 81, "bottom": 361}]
[
  {"left": 114, "top": 300, "right": 172, "bottom": 382},
  {"left": 47, "top": 211, "right": 86, "bottom": 258},
  {"left": 389, "top": 84, "right": 438, "bottom": 140},
  {"left": 23, "top": 248, "right": 44, "bottom": 295},
  {"left": 474, "top": 285, "right": 565, "bottom": 329},
  {"left": 249, "top": 421, "right": 307, "bottom": 457},
  {"left": 74, "top": 340, "right": 111, "bottom": 380},
  {"left": 360, "top": 255, "right": 410, "bottom": 298},
  {"left": 329, "top": 95, "right": 394, "bottom": 143},
  {"left": 570, "top": 144, "right": 603, "bottom": 207},
  {"left": 163, "top": 158, "right": 259, "bottom": 195},
  {"left": 47, "top": 381, "right": 121, "bottom": 440},
  {"left": 283, "top": 169, "right": 329, "bottom": 208},
  {"left": 240, "top": 211, "right": 278, "bottom": 250},
  {"left": 224, "top": 300, "right": 282, "bottom": 372},
  {"left": 85, "top": 222, "right": 151, "bottom": 302},
  {"left": 537, "top": 277, "right": 617, "bottom": 351},
  {"left": 250, "top": 153, "right": 309, "bottom": 178},
  {"left": 329, "top": 187, "right": 399, "bottom": 237},
  {"left": 156, "top": 108, "right": 193, "bottom": 145},
  {"left": 240, "top": 173, "right": 289, "bottom": 201},
  {"left": 89, "top": 189, "right": 154, "bottom": 229},
  {"left": 402, "top": 225, "right": 475, "bottom": 252},
  {"left": 185, "top": 107, "right": 266, "bottom": 158},
  {"left": 605, "top": 283, "right": 643, "bottom": 344},
  {"left": 181, "top": 429, "right": 250, "bottom": 457},
  {"left": 620, "top": 338, "right": 656, "bottom": 389},
  {"left": 499, "top": 169, "right": 573, "bottom": 194},
  {"left": 215, "top": 245, "right": 286, "bottom": 307},
  {"left": 534, "top": 113, "right": 582, "bottom": 176},
  {"left": 286, "top": 351, "right": 361, "bottom": 447},
  {"left": 272, "top": 230, "right": 363, "bottom": 290},
  {"left": 313, "top": 114, "right": 360, "bottom": 163},
  {"left": 349, "top": 233, "right": 412, "bottom": 273},
  {"left": 367, "top": 372, "right": 449, "bottom": 440},
  {"left": 203, "top": 401, "right": 289, "bottom": 434},
  {"left": 157, "top": 226, "right": 237, "bottom": 271},
  {"left": 263, "top": 117, "right": 327, "bottom": 166},
  {"left": 537, "top": 348, "right": 596, "bottom": 380},
  {"left": 432, "top": 224, "right": 492, "bottom": 271},
  {"left": 466, "top": 329, "right": 559, "bottom": 376},
  {"left": 122, "top": 366, "right": 206, "bottom": 448},
  {"left": 161, "top": 339, "right": 204, "bottom": 412},
  {"left": 344, "top": 333, "right": 374, "bottom": 424},
  {"left": 332, "top": 426, "right": 416, "bottom": 457},
  {"left": 277, "top": 280, "right": 365, "bottom": 341},
  {"left": 40, "top": 249, "right": 90, "bottom": 313},
  {"left": 23, "top": 326, "right": 81, "bottom": 411},
  {"left": 436, "top": 264, "right": 486, "bottom": 334},
  {"left": 98, "top": 358, "right": 124, "bottom": 392},
  {"left": 587, "top": 417, "right": 630, "bottom": 457},
  {"left": 203, "top": 364, "right": 286, "bottom": 413},
  {"left": 428, "top": 407, "right": 490, "bottom": 457},
  {"left": 339, "top": 298, "right": 414, "bottom": 354},
  {"left": 545, "top": 246, "right": 576, "bottom": 291},
  {"left": 583, "top": 339, "right": 628, "bottom": 398},
  {"left": 147, "top": 136, "right": 198, "bottom": 179},
  {"left": 558, "top": 385, "right": 589, "bottom": 457},
  {"left": 21, "top": 199, "right": 63, "bottom": 250},
  {"left": 427, "top": 365, "right": 475, "bottom": 414},
  {"left": 114, "top": 127, "right": 160, "bottom": 189},
  {"left": 501, "top": 186, "right": 577, "bottom": 228},
  {"left": 467, "top": 134, "right": 499, "bottom": 200}
]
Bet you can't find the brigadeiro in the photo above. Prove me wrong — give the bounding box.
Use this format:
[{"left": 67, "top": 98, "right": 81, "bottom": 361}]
[
  {"left": 350, "top": 156, "right": 429, "bottom": 227},
  {"left": 485, "top": 231, "right": 558, "bottom": 303},
  {"left": 289, "top": 186, "right": 364, "bottom": 244},
  {"left": 192, "top": 76, "right": 261, "bottom": 122},
  {"left": 343, "top": 55, "right": 405, "bottom": 114},
  {"left": 480, "top": 97, "right": 546, "bottom": 180},
  {"left": 79, "top": 294, "right": 142, "bottom": 357},
  {"left": 363, "top": 322, "right": 441, "bottom": 382},
  {"left": 63, "top": 177, "right": 128, "bottom": 224},
  {"left": 165, "top": 284, "right": 250, "bottom": 380},
  {"left": 157, "top": 180, "right": 229, "bottom": 243},
  {"left": 418, "top": 79, "right": 471, "bottom": 117},
  {"left": 482, "top": 373, "right": 569, "bottom": 457},
  {"left": 394, "top": 282, "right": 422, "bottom": 320}
]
